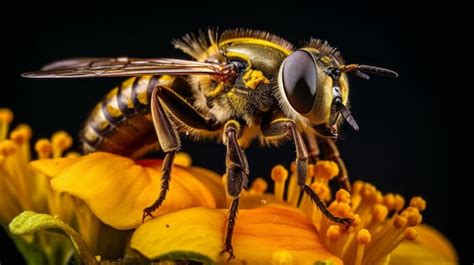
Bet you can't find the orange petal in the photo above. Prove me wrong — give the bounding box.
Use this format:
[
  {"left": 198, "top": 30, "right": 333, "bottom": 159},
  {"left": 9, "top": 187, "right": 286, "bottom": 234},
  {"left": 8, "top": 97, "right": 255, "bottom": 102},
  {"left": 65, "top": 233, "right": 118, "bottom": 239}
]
[
  {"left": 131, "top": 204, "right": 342, "bottom": 265},
  {"left": 31, "top": 152, "right": 216, "bottom": 230}
]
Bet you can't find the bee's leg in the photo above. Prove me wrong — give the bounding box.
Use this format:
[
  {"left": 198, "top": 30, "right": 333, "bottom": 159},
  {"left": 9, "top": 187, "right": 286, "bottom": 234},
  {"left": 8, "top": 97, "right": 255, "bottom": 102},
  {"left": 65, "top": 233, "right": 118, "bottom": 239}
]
[
  {"left": 142, "top": 86, "right": 221, "bottom": 222},
  {"left": 142, "top": 87, "right": 181, "bottom": 222},
  {"left": 318, "top": 137, "right": 351, "bottom": 192},
  {"left": 221, "top": 120, "right": 249, "bottom": 260},
  {"left": 262, "top": 119, "right": 352, "bottom": 228},
  {"left": 303, "top": 133, "right": 321, "bottom": 163}
]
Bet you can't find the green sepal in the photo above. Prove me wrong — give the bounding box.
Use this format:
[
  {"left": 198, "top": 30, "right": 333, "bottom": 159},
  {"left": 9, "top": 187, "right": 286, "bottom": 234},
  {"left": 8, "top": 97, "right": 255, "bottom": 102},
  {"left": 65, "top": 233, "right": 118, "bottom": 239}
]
[{"left": 8, "top": 211, "right": 98, "bottom": 265}]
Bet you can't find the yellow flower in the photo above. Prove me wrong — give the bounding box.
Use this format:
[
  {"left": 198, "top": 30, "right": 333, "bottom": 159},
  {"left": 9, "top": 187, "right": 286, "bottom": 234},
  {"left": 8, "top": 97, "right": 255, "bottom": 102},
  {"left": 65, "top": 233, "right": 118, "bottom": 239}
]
[
  {"left": 129, "top": 162, "right": 459, "bottom": 264},
  {"left": 1, "top": 108, "right": 458, "bottom": 264},
  {"left": 1, "top": 109, "right": 126, "bottom": 263}
]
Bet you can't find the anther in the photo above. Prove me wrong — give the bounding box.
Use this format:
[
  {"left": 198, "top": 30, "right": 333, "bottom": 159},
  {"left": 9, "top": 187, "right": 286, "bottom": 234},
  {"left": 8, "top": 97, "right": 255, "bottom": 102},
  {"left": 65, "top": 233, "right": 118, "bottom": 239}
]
[
  {"left": 0, "top": 108, "right": 14, "bottom": 123},
  {"left": 327, "top": 225, "right": 342, "bottom": 241},
  {"left": 393, "top": 215, "right": 407, "bottom": 229},
  {"left": 403, "top": 227, "right": 418, "bottom": 241},
  {"left": 35, "top": 139, "right": 52, "bottom": 159},
  {"left": 357, "top": 229, "right": 372, "bottom": 245},
  {"left": 313, "top": 160, "right": 339, "bottom": 181},
  {"left": 335, "top": 189, "right": 351, "bottom": 204},
  {"left": 372, "top": 204, "right": 389, "bottom": 223},
  {"left": 409, "top": 196, "right": 426, "bottom": 212},
  {"left": 394, "top": 194, "right": 405, "bottom": 211},
  {"left": 51, "top": 131, "right": 73, "bottom": 157},
  {"left": 10, "top": 125, "right": 32, "bottom": 145},
  {"left": 250, "top": 178, "right": 268, "bottom": 195},
  {"left": 311, "top": 183, "right": 331, "bottom": 202},
  {"left": 0, "top": 140, "right": 17, "bottom": 156},
  {"left": 271, "top": 165, "right": 289, "bottom": 183},
  {"left": 383, "top": 193, "right": 396, "bottom": 211}
]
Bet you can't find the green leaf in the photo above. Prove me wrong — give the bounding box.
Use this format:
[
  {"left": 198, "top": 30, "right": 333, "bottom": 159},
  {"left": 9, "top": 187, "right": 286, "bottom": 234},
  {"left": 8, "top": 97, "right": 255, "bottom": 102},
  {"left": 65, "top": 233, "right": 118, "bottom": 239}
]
[{"left": 9, "top": 211, "right": 98, "bottom": 265}]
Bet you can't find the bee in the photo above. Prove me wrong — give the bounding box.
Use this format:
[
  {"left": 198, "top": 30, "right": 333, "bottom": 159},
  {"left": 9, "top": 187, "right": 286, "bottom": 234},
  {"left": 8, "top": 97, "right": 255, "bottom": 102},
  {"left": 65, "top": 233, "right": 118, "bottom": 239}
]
[{"left": 23, "top": 28, "right": 398, "bottom": 259}]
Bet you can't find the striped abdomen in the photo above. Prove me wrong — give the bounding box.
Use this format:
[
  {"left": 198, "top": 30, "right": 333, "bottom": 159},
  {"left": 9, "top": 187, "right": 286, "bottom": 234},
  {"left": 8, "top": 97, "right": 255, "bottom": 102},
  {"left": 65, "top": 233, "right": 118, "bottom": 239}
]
[{"left": 81, "top": 75, "right": 187, "bottom": 158}]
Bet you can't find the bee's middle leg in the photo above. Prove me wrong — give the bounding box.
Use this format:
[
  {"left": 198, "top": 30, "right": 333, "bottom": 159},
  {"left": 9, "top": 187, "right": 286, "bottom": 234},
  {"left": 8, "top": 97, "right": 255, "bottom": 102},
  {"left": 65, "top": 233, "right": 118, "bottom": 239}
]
[
  {"left": 221, "top": 120, "right": 249, "bottom": 260},
  {"left": 262, "top": 119, "right": 352, "bottom": 228}
]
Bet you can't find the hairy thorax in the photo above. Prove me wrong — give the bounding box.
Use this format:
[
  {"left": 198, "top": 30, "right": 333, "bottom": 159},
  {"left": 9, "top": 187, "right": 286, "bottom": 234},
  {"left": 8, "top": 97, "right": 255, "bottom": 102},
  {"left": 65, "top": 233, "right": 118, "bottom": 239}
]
[{"left": 191, "top": 73, "right": 277, "bottom": 127}]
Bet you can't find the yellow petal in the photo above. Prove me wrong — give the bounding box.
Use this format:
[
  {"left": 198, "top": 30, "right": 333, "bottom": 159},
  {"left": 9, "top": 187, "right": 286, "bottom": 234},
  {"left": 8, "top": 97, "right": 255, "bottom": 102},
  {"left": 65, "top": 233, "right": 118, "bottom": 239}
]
[
  {"left": 177, "top": 166, "right": 227, "bottom": 208},
  {"left": 131, "top": 204, "right": 342, "bottom": 265},
  {"left": 31, "top": 152, "right": 216, "bottom": 230},
  {"left": 389, "top": 224, "right": 458, "bottom": 265}
]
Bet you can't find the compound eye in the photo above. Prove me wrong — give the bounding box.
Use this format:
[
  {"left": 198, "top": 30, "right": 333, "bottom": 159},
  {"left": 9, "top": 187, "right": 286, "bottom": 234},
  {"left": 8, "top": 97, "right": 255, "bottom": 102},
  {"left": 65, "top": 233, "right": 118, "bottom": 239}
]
[{"left": 281, "top": 50, "right": 318, "bottom": 114}]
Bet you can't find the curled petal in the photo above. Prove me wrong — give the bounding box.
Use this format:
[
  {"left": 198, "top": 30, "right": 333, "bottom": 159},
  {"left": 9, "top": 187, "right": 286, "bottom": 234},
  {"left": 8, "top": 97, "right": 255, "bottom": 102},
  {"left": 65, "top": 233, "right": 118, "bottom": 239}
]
[
  {"left": 131, "top": 204, "right": 342, "bottom": 265},
  {"left": 31, "top": 152, "right": 217, "bottom": 229}
]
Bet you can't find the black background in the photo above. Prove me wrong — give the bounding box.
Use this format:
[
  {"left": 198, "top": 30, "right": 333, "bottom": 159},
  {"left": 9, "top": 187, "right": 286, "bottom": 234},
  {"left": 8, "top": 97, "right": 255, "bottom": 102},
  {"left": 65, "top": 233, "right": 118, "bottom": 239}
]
[{"left": 1, "top": 3, "right": 470, "bottom": 264}]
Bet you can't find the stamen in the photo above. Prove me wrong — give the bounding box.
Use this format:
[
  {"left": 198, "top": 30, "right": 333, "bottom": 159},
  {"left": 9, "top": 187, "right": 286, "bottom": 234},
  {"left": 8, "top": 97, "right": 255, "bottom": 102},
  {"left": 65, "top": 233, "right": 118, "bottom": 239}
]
[
  {"left": 393, "top": 215, "right": 408, "bottom": 229},
  {"left": 394, "top": 194, "right": 405, "bottom": 211},
  {"left": 35, "top": 139, "right": 53, "bottom": 159},
  {"left": 0, "top": 140, "right": 17, "bottom": 156},
  {"left": 271, "top": 165, "right": 288, "bottom": 202},
  {"left": 313, "top": 161, "right": 339, "bottom": 182},
  {"left": 326, "top": 225, "right": 342, "bottom": 252},
  {"left": 354, "top": 229, "right": 371, "bottom": 265},
  {"left": 0, "top": 108, "right": 14, "bottom": 140},
  {"left": 409, "top": 196, "right": 426, "bottom": 212},
  {"left": 250, "top": 177, "right": 268, "bottom": 195},
  {"left": 370, "top": 227, "right": 418, "bottom": 263},
  {"left": 10, "top": 125, "right": 32, "bottom": 146},
  {"left": 403, "top": 207, "right": 423, "bottom": 227},
  {"left": 51, "top": 131, "right": 73, "bottom": 158},
  {"left": 371, "top": 204, "right": 388, "bottom": 224},
  {"left": 311, "top": 182, "right": 331, "bottom": 202},
  {"left": 383, "top": 193, "right": 396, "bottom": 211},
  {"left": 335, "top": 189, "right": 351, "bottom": 204},
  {"left": 403, "top": 227, "right": 418, "bottom": 241},
  {"left": 10, "top": 125, "right": 32, "bottom": 161}
]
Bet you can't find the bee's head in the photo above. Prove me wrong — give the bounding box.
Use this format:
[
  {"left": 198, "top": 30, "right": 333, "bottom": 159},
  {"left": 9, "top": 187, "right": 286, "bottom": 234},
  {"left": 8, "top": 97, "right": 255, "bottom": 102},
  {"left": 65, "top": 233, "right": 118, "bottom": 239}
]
[{"left": 278, "top": 41, "right": 398, "bottom": 138}]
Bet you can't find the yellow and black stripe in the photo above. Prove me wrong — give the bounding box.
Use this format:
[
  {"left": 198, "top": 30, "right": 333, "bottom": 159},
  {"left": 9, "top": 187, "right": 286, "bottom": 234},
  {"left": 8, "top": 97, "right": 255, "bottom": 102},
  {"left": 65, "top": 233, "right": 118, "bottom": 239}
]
[{"left": 81, "top": 75, "right": 178, "bottom": 158}]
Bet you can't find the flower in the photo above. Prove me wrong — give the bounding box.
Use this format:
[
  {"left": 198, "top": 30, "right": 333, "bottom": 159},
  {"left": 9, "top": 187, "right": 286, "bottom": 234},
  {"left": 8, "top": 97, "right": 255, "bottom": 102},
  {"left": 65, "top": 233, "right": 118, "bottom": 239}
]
[
  {"left": 128, "top": 161, "right": 458, "bottom": 264},
  {"left": 1, "top": 108, "right": 77, "bottom": 264},
  {"left": 1, "top": 108, "right": 458, "bottom": 264}
]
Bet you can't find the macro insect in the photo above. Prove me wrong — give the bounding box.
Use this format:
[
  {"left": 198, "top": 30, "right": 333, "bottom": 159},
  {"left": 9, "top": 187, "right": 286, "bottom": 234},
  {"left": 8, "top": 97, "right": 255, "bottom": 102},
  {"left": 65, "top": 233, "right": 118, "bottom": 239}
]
[{"left": 23, "top": 28, "right": 398, "bottom": 259}]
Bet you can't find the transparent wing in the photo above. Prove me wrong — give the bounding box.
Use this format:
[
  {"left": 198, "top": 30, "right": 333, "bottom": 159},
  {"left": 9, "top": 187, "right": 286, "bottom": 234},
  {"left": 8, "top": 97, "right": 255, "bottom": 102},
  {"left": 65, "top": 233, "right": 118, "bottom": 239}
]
[{"left": 22, "top": 57, "right": 232, "bottom": 78}]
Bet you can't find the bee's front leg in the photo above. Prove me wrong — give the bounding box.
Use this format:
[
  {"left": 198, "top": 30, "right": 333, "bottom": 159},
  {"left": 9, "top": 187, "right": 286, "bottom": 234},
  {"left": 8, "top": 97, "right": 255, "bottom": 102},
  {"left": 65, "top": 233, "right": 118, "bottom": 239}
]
[
  {"left": 221, "top": 120, "right": 249, "bottom": 261},
  {"left": 263, "top": 119, "right": 352, "bottom": 228}
]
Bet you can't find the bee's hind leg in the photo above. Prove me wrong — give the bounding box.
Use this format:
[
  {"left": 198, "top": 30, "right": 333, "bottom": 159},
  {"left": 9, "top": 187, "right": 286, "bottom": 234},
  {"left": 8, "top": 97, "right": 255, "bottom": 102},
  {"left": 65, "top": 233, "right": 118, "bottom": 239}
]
[
  {"left": 221, "top": 120, "right": 249, "bottom": 261},
  {"left": 142, "top": 87, "right": 180, "bottom": 222},
  {"left": 142, "top": 85, "right": 221, "bottom": 222},
  {"left": 262, "top": 119, "right": 353, "bottom": 228}
]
